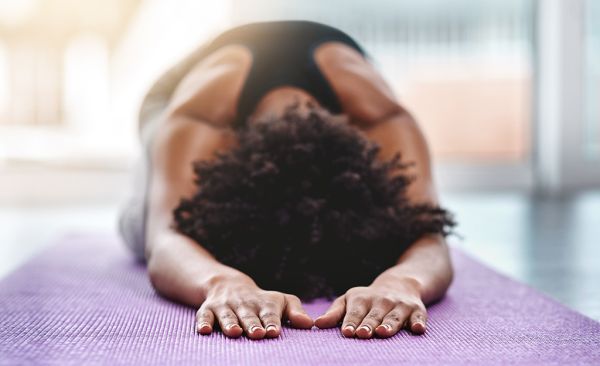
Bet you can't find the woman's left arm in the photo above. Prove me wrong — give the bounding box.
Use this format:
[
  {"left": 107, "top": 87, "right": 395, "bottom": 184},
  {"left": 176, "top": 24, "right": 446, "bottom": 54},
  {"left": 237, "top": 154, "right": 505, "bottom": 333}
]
[
  {"left": 361, "top": 109, "right": 454, "bottom": 304},
  {"left": 315, "top": 111, "right": 454, "bottom": 338}
]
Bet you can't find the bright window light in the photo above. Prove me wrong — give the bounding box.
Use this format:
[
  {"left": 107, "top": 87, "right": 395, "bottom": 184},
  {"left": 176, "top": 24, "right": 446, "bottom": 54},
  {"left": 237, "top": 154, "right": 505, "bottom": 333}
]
[
  {"left": 0, "top": 0, "right": 38, "bottom": 27},
  {"left": 0, "top": 41, "right": 8, "bottom": 120}
]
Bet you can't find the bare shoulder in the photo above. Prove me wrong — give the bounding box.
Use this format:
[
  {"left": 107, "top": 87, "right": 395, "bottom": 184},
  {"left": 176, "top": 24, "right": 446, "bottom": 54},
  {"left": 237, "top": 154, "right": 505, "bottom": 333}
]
[
  {"left": 314, "top": 42, "right": 404, "bottom": 127},
  {"left": 167, "top": 44, "right": 252, "bottom": 126},
  {"left": 154, "top": 115, "right": 237, "bottom": 153}
]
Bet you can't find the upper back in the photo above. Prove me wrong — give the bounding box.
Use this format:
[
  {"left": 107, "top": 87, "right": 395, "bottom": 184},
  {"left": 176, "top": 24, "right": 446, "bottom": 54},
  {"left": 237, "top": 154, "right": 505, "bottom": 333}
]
[{"left": 165, "top": 21, "right": 403, "bottom": 129}]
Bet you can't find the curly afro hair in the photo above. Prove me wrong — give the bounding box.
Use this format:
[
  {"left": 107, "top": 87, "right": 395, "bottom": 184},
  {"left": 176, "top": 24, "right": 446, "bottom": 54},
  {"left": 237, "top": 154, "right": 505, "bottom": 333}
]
[{"left": 173, "top": 104, "right": 455, "bottom": 300}]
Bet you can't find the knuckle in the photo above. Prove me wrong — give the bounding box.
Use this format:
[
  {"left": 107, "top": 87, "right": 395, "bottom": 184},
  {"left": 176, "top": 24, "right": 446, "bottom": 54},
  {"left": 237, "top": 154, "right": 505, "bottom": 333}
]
[
  {"left": 377, "top": 297, "right": 395, "bottom": 308},
  {"left": 350, "top": 295, "right": 369, "bottom": 304},
  {"left": 385, "top": 311, "right": 403, "bottom": 323},
  {"left": 394, "top": 300, "right": 413, "bottom": 311},
  {"left": 409, "top": 302, "right": 423, "bottom": 312},
  {"left": 199, "top": 301, "right": 216, "bottom": 310},
  {"left": 224, "top": 299, "right": 241, "bottom": 309},
  {"left": 241, "top": 299, "right": 257, "bottom": 308},
  {"left": 347, "top": 309, "right": 363, "bottom": 318},
  {"left": 218, "top": 312, "right": 237, "bottom": 321},
  {"left": 261, "top": 300, "right": 279, "bottom": 309},
  {"left": 228, "top": 299, "right": 254, "bottom": 309},
  {"left": 196, "top": 309, "right": 212, "bottom": 319},
  {"left": 259, "top": 311, "right": 279, "bottom": 319},
  {"left": 211, "top": 303, "right": 229, "bottom": 312},
  {"left": 365, "top": 310, "right": 382, "bottom": 319},
  {"left": 264, "top": 290, "right": 283, "bottom": 299},
  {"left": 239, "top": 314, "right": 258, "bottom": 322}
]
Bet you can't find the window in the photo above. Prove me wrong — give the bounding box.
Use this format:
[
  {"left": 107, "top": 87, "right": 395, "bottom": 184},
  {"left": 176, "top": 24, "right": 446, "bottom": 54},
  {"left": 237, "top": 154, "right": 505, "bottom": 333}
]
[
  {"left": 584, "top": 0, "right": 600, "bottom": 160},
  {"left": 535, "top": 0, "right": 600, "bottom": 191},
  {"left": 63, "top": 34, "right": 110, "bottom": 135},
  {"left": 0, "top": 41, "right": 8, "bottom": 122}
]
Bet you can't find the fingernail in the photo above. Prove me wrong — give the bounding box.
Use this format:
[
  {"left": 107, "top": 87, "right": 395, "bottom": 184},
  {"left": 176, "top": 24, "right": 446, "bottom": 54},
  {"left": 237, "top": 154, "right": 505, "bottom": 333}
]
[
  {"left": 412, "top": 322, "right": 426, "bottom": 332},
  {"left": 197, "top": 322, "right": 211, "bottom": 331},
  {"left": 343, "top": 325, "right": 355, "bottom": 333},
  {"left": 359, "top": 325, "right": 372, "bottom": 334},
  {"left": 250, "top": 325, "right": 263, "bottom": 333},
  {"left": 266, "top": 325, "right": 277, "bottom": 333},
  {"left": 227, "top": 324, "right": 239, "bottom": 331},
  {"left": 377, "top": 324, "right": 391, "bottom": 332}
]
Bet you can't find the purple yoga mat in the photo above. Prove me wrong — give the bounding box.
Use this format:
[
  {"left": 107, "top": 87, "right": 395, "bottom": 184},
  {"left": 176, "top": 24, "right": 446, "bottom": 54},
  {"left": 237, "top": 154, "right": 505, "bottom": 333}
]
[{"left": 1, "top": 233, "right": 599, "bottom": 365}]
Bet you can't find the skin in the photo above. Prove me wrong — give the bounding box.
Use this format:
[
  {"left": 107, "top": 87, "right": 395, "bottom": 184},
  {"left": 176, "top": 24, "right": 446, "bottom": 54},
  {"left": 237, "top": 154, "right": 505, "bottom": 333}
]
[{"left": 144, "top": 42, "right": 453, "bottom": 340}]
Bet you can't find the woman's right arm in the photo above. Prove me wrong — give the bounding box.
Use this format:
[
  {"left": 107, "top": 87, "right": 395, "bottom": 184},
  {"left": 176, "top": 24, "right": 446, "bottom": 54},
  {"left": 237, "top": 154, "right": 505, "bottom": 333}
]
[
  {"left": 143, "top": 114, "right": 313, "bottom": 338},
  {"left": 143, "top": 113, "right": 241, "bottom": 306}
]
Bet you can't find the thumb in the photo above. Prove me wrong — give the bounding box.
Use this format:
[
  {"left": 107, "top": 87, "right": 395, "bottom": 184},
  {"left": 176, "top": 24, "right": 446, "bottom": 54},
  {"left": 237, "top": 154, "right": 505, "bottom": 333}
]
[
  {"left": 283, "top": 294, "right": 314, "bottom": 329},
  {"left": 314, "top": 295, "right": 346, "bottom": 329}
]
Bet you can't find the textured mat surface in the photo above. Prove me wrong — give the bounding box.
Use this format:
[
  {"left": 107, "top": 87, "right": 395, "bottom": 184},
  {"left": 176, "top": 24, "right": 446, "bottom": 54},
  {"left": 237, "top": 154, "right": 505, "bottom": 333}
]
[{"left": 0, "top": 233, "right": 599, "bottom": 365}]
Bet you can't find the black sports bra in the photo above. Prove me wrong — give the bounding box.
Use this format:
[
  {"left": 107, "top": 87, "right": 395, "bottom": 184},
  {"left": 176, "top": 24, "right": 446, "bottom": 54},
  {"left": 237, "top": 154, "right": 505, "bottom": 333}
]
[{"left": 199, "top": 20, "right": 367, "bottom": 128}]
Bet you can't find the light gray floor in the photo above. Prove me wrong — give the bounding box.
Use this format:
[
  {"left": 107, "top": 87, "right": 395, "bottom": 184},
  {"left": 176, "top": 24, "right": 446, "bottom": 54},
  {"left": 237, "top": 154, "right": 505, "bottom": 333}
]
[
  {"left": 444, "top": 190, "right": 600, "bottom": 321},
  {"left": 0, "top": 191, "right": 599, "bottom": 321}
]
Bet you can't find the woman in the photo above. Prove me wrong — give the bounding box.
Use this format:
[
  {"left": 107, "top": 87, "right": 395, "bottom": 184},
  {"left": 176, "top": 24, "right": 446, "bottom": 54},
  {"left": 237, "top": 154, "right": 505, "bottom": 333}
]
[{"left": 118, "top": 20, "right": 455, "bottom": 341}]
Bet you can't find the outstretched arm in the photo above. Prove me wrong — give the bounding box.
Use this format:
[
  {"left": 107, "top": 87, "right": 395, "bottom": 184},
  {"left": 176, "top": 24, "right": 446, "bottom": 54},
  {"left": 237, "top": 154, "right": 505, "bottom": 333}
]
[
  {"left": 361, "top": 109, "right": 453, "bottom": 303},
  {"left": 315, "top": 110, "right": 453, "bottom": 337},
  {"left": 144, "top": 114, "right": 241, "bottom": 306},
  {"left": 144, "top": 114, "right": 313, "bottom": 339}
]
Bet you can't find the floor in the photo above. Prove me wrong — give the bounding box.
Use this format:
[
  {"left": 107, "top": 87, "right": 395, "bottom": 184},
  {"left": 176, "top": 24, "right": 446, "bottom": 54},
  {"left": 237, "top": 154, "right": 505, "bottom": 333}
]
[
  {"left": 444, "top": 191, "right": 600, "bottom": 321},
  {"left": 1, "top": 191, "right": 599, "bottom": 321}
]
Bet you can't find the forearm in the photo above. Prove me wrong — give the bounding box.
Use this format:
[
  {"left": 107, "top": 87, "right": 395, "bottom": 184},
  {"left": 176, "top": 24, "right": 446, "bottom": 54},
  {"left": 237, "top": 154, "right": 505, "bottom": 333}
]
[
  {"left": 143, "top": 114, "right": 246, "bottom": 307},
  {"left": 146, "top": 229, "right": 253, "bottom": 308},
  {"left": 371, "top": 234, "right": 453, "bottom": 305}
]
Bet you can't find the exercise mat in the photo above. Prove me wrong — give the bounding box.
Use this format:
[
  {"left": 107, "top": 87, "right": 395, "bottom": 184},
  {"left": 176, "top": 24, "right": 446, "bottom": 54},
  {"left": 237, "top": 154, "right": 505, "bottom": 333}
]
[{"left": 1, "top": 233, "right": 599, "bottom": 365}]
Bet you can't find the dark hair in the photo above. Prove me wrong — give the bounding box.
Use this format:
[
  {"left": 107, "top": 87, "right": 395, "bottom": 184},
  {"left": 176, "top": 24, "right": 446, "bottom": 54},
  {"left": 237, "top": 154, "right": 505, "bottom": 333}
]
[{"left": 173, "top": 105, "right": 455, "bottom": 300}]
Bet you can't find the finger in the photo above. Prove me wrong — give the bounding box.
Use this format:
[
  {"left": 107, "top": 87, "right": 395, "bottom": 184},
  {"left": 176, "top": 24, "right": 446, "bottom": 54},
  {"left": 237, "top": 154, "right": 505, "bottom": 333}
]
[
  {"left": 407, "top": 308, "right": 428, "bottom": 335},
  {"left": 356, "top": 303, "right": 391, "bottom": 339},
  {"left": 213, "top": 306, "right": 243, "bottom": 338},
  {"left": 196, "top": 306, "right": 215, "bottom": 335},
  {"left": 315, "top": 296, "right": 346, "bottom": 329},
  {"left": 259, "top": 303, "right": 283, "bottom": 338},
  {"left": 283, "top": 294, "right": 314, "bottom": 329},
  {"left": 233, "top": 306, "right": 266, "bottom": 340},
  {"left": 341, "top": 296, "right": 369, "bottom": 337},
  {"left": 375, "top": 304, "right": 413, "bottom": 338}
]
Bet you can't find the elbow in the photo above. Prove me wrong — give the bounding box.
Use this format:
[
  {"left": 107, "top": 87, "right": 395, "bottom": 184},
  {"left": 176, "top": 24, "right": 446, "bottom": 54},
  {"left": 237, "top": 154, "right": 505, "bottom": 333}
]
[
  {"left": 445, "top": 239, "right": 455, "bottom": 287},
  {"left": 147, "top": 256, "right": 161, "bottom": 292},
  {"left": 144, "top": 230, "right": 172, "bottom": 295},
  {"left": 437, "top": 241, "right": 455, "bottom": 298},
  {"left": 427, "top": 238, "right": 454, "bottom": 303},
  {"left": 146, "top": 249, "right": 167, "bottom": 295},
  {"left": 444, "top": 260, "right": 454, "bottom": 294}
]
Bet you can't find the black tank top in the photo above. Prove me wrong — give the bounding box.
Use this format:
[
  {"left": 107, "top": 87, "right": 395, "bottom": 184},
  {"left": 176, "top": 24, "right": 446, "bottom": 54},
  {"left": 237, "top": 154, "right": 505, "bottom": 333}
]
[{"left": 199, "top": 20, "right": 366, "bottom": 128}]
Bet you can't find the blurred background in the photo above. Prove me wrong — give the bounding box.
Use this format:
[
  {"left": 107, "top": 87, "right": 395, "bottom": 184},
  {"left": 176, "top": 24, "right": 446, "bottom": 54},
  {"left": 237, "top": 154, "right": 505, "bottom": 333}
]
[{"left": 0, "top": 0, "right": 598, "bottom": 318}]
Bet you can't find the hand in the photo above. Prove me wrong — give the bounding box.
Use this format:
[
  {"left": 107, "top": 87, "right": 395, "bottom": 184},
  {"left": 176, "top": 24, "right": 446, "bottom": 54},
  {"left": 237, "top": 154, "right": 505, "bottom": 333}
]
[
  {"left": 314, "top": 277, "right": 427, "bottom": 338},
  {"left": 196, "top": 274, "right": 314, "bottom": 339}
]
